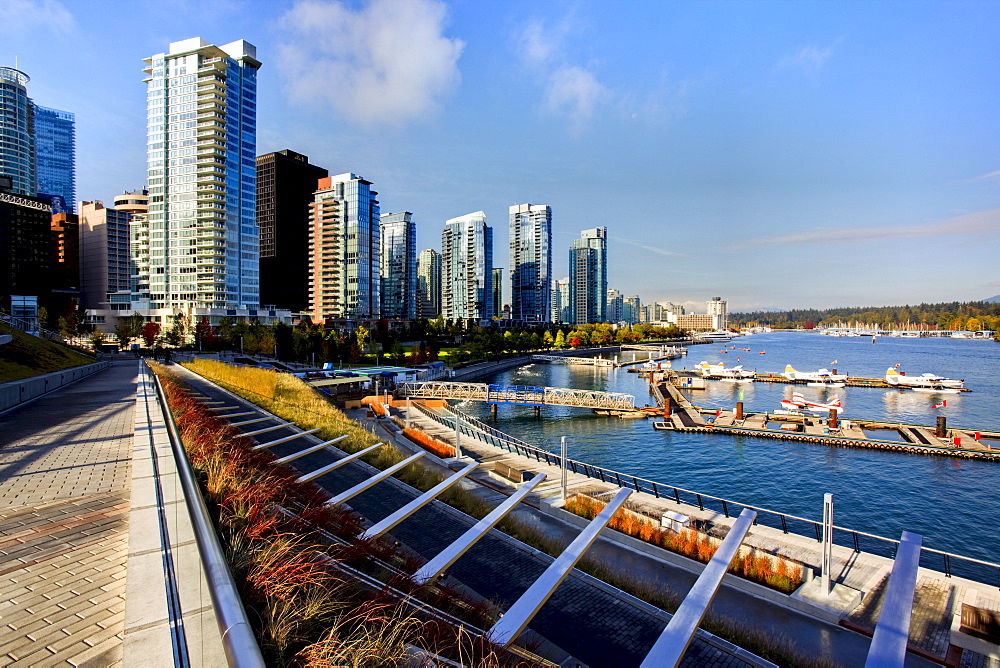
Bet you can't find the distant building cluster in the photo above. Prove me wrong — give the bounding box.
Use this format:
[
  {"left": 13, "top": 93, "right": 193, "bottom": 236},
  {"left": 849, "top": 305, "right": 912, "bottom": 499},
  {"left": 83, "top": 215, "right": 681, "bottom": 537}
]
[{"left": 0, "top": 39, "right": 729, "bottom": 337}]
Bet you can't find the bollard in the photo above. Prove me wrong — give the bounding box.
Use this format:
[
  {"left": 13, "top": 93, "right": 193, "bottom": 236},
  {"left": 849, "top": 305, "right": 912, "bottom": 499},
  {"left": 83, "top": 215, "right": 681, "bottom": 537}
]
[
  {"left": 954, "top": 436, "right": 962, "bottom": 447},
  {"left": 829, "top": 409, "right": 838, "bottom": 429},
  {"left": 936, "top": 416, "right": 947, "bottom": 438},
  {"left": 735, "top": 401, "right": 743, "bottom": 420}
]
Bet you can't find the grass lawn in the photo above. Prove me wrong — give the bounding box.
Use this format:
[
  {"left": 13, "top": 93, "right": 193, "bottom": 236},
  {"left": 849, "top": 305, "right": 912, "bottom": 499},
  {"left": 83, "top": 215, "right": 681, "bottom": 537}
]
[{"left": 0, "top": 325, "right": 96, "bottom": 383}]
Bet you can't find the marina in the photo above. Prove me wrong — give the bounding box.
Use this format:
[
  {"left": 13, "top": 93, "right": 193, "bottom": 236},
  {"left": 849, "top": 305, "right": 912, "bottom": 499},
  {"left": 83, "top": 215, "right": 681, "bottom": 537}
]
[{"left": 448, "top": 332, "right": 1000, "bottom": 571}]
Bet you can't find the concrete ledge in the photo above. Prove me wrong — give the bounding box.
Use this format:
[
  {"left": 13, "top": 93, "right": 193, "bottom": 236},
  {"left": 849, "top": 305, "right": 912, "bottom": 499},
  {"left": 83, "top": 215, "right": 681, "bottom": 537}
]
[
  {"left": 0, "top": 360, "right": 110, "bottom": 412},
  {"left": 124, "top": 371, "right": 227, "bottom": 666},
  {"left": 535, "top": 498, "right": 862, "bottom": 624}
]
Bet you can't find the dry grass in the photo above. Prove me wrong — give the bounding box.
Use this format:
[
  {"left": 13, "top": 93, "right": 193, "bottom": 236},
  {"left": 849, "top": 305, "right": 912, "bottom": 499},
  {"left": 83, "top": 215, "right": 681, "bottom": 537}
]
[{"left": 564, "top": 494, "right": 804, "bottom": 594}]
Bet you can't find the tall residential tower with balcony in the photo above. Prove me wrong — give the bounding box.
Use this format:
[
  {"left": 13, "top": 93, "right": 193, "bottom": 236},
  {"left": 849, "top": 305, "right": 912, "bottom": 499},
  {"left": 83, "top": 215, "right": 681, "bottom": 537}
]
[
  {"left": 509, "top": 203, "right": 551, "bottom": 322},
  {"left": 380, "top": 212, "right": 416, "bottom": 320},
  {"left": 140, "top": 37, "right": 261, "bottom": 313},
  {"left": 569, "top": 227, "right": 607, "bottom": 324},
  {"left": 441, "top": 211, "right": 492, "bottom": 321}
]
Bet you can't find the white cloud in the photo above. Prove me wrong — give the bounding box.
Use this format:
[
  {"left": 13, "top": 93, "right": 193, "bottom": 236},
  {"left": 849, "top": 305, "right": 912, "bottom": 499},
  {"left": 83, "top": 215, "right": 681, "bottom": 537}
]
[
  {"left": 735, "top": 209, "right": 1000, "bottom": 249},
  {"left": 780, "top": 45, "right": 833, "bottom": 75},
  {"left": 544, "top": 66, "right": 607, "bottom": 135},
  {"left": 0, "top": 0, "right": 74, "bottom": 36},
  {"left": 277, "top": 0, "right": 464, "bottom": 127},
  {"left": 965, "top": 169, "right": 1000, "bottom": 184},
  {"left": 611, "top": 237, "right": 682, "bottom": 258}
]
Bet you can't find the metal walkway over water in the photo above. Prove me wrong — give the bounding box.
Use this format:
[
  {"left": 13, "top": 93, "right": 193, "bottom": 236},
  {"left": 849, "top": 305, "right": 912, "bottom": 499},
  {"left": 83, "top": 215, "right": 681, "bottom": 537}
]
[{"left": 397, "top": 381, "right": 637, "bottom": 411}]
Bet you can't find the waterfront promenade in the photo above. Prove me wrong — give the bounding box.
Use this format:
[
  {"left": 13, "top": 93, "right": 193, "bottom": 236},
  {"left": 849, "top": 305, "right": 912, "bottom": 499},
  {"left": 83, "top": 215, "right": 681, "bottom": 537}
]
[
  {"left": 394, "top": 399, "right": 1000, "bottom": 666},
  {"left": 0, "top": 361, "right": 136, "bottom": 666}
]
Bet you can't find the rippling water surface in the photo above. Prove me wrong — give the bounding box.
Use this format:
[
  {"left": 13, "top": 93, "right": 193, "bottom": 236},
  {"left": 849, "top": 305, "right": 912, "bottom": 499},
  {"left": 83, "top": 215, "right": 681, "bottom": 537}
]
[{"left": 457, "top": 332, "right": 1000, "bottom": 572}]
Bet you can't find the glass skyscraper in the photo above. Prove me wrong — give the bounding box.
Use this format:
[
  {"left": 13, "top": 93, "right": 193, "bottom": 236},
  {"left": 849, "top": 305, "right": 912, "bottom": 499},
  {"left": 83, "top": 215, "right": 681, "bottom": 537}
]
[
  {"left": 33, "top": 105, "right": 75, "bottom": 214},
  {"left": 508, "top": 203, "right": 551, "bottom": 322},
  {"left": 569, "top": 227, "right": 607, "bottom": 324},
  {"left": 380, "top": 212, "right": 416, "bottom": 320},
  {"left": 441, "top": 211, "right": 492, "bottom": 321},
  {"left": 0, "top": 67, "right": 36, "bottom": 197},
  {"left": 416, "top": 248, "right": 441, "bottom": 319},
  {"left": 141, "top": 37, "right": 260, "bottom": 311}
]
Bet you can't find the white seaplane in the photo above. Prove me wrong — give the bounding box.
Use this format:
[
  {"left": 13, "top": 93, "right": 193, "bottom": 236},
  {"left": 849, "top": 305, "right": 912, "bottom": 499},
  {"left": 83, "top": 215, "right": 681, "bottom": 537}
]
[
  {"left": 778, "top": 392, "right": 843, "bottom": 415},
  {"left": 694, "top": 361, "right": 755, "bottom": 382},
  {"left": 782, "top": 365, "right": 848, "bottom": 387},
  {"left": 884, "top": 367, "right": 963, "bottom": 393}
]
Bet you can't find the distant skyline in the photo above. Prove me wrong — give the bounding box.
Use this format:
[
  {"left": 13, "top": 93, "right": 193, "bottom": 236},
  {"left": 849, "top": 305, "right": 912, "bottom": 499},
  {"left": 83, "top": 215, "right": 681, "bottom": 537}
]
[{"left": 2, "top": 0, "right": 998, "bottom": 311}]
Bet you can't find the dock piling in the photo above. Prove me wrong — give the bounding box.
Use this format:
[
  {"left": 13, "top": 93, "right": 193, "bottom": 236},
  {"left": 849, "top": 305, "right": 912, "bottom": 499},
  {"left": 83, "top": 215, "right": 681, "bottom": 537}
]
[{"left": 936, "top": 416, "right": 947, "bottom": 438}]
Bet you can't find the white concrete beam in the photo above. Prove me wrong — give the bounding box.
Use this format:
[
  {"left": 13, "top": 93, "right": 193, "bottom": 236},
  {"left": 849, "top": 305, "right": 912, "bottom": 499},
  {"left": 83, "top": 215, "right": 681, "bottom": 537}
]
[
  {"left": 412, "top": 473, "right": 546, "bottom": 585},
  {"left": 640, "top": 507, "right": 757, "bottom": 667},
  {"left": 489, "top": 488, "right": 632, "bottom": 647},
  {"left": 323, "top": 452, "right": 425, "bottom": 507},
  {"left": 272, "top": 435, "right": 348, "bottom": 465},
  {"left": 865, "top": 531, "right": 923, "bottom": 668},
  {"left": 295, "top": 443, "right": 384, "bottom": 483}
]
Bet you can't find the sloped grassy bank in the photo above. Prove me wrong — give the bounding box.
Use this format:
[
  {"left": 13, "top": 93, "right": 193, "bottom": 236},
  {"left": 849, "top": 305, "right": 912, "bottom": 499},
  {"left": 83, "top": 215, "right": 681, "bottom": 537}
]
[
  {"left": 152, "top": 362, "right": 536, "bottom": 666},
  {"left": 178, "top": 359, "right": 832, "bottom": 668}
]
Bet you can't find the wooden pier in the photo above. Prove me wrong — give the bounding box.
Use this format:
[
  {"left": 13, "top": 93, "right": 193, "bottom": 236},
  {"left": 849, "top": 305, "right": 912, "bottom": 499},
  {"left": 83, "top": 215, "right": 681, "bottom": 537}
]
[{"left": 651, "top": 380, "right": 998, "bottom": 460}]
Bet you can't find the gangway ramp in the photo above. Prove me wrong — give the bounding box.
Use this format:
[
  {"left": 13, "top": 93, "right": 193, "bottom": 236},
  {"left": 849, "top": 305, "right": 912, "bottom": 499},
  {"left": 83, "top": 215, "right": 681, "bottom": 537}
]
[{"left": 398, "top": 381, "right": 636, "bottom": 411}]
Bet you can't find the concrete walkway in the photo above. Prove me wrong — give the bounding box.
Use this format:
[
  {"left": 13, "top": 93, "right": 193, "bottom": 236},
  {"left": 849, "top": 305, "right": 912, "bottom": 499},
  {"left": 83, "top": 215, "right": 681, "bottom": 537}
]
[{"left": 0, "top": 363, "right": 136, "bottom": 667}]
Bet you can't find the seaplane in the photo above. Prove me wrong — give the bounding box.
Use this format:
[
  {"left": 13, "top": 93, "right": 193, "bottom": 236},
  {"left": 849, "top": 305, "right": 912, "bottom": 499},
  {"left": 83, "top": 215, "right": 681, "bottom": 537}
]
[
  {"left": 694, "top": 361, "right": 755, "bottom": 381},
  {"left": 782, "top": 365, "right": 848, "bottom": 387},
  {"left": 884, "top": 367, "right": 963, "bottom": 392},
  {"left": 779, "top": 392, "right": 843, "bottom": 415}
]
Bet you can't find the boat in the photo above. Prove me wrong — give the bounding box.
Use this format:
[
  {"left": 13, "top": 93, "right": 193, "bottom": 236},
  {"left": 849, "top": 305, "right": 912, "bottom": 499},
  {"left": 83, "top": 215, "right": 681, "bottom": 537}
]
[
  {"left": 779, "top": 392, "right": 843, "bottom": 414},
  {"left": 884, "top": 367, "right": 964, "bottom": 390},
  {"left": 694, "top": 362, "right": 755, "bottom": 381},
  {"left": 697, "top": 331, "right": 732, "bottom": 343},
  {"left": 782, "top": 365, "right": 848, "bottom": 385}
]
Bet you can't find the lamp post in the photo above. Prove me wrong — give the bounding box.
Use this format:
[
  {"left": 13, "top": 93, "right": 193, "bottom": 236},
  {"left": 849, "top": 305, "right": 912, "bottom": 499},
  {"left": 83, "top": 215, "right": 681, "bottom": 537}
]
[{"left": 561, "top": 436, "right": 568, "bottom": 500}]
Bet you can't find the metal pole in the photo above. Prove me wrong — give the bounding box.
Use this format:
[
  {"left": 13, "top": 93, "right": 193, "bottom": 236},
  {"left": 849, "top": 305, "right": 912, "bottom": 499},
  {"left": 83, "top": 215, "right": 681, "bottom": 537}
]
[
  {"left": 454, "top": 413, "right": 463, "bottom": 459},
  {"left": 406, "top": 397, "right": 411, "bottom": 429},
  {"left": 822, "top": 493, "right": 834, "bottom": 595},
  {"left": 561, "top": 436, "right": 568, "bottom": 500}
]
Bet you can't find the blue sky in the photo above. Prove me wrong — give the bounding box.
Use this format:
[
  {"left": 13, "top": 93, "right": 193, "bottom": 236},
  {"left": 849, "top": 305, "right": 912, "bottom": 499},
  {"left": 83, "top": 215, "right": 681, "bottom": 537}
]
[{"left": 3, "top": 0, "right": 998, "bottom": 311}]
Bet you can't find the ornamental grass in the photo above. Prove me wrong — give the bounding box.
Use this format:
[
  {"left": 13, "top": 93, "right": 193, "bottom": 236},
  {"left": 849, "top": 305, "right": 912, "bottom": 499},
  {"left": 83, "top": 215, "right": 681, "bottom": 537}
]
[
  {"left": 151, "top": 364, "right": 538, "bottom": 667},
  {"left": 402, "top": 426, "right": 456, "bottom": 459},
  {"left": 564, "top": 494, "right": 805, "bottom": 594}
]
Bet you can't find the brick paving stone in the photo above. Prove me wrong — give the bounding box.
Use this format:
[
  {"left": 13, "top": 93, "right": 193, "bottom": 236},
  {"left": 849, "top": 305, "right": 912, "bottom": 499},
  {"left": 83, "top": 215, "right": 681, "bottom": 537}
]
[{"left": 0, "top": 364, "right": 135, "bottom": 666}]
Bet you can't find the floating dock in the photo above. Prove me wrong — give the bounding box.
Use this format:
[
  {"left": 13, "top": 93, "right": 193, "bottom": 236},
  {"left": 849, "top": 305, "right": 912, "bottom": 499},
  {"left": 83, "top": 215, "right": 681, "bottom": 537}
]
[{"left": 651, "top": 380, "right": 998, "bottom": 460}]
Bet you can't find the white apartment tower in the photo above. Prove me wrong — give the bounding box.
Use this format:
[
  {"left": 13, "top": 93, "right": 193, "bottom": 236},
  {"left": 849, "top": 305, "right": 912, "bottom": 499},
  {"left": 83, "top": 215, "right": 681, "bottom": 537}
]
[
  {"left": 140, "top": 37, "right": 261, "bottom": 312},
  {"left": 441, "top": 211, "right": 493, "bottom": 321},
  {"left": 707, "top": 296, "right": 728, "bottom": 330},
  {"left": 509, "top": 203, "right": 551, "bottom": 322}
]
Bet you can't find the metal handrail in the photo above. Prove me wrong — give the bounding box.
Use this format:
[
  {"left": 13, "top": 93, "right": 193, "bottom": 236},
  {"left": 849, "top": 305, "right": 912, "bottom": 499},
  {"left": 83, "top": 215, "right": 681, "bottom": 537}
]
[
  {"left": 406, "top": 397, "right": 1000, "bottom": 586},
  {"left": 148, "top": 362, "right": 265, "bottom": 667}
]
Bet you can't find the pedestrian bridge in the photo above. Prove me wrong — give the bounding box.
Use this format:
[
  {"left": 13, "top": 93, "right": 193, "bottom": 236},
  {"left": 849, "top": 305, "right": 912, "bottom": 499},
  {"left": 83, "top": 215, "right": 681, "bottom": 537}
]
[{"left": 397, "top": 381, "right": 636, "bottom": 411}]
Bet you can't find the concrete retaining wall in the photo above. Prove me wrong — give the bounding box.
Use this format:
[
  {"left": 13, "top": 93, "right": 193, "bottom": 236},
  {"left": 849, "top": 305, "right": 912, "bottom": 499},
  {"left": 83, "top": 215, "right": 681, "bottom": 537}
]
[{"left": 0, "top": 361, "right": 111, "bottom": 412}]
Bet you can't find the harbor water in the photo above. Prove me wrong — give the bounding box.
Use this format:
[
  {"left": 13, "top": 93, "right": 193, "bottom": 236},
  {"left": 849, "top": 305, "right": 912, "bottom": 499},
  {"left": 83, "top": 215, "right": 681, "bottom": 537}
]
[{"left": 455, "top": 332, "right": 1000, "bottom": 576}]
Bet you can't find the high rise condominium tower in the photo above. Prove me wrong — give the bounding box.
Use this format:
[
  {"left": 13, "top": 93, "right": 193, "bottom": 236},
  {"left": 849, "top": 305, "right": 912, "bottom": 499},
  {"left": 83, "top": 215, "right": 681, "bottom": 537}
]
[
  {"left": 706, "top": 296, "right": 728, "bottom": 329},
  {"left": 141, "top": 37, "right": 261, "bottom": 312},
  {"left": 33, "top": 106, "right": 75, "bottom": 214},
  {"left": 441, "top": 211, "right": 492, "bottom": 321},
  {"left": 0, "top": 68, "right": 36, "bottom": 197},
  {"left": 491, "top": 267, "right": 503, "bottom": 319},
  {"left": 508, "top": 203, "right": 551, "bottom": 322},
  {"left": 79, "top": 190, "right": 146, "bottom": 311},
  {"left": 380, "top": 212, "right": 416, "bottom": 320},
  {"left": 416, "top": 249, "right": 441, "bottom": 318},
  {"left": 568, "top": 227, "right": 607, "bottom": 324},
  {"left": 256, "top": 149, "right": 328, "bottom": 312},
  {"left": 551, "top": 277, "right": 570, "bottom": 323},
  {"left": 307, "top": 173, "right": 380, "bottom": 321}
]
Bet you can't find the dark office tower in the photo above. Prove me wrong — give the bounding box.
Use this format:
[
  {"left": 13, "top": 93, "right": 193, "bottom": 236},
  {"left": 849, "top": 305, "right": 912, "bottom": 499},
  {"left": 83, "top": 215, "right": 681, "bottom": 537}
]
[
  {"left": 49, "top": 212, "right": 80, "bottom": 317},
  {"left": 256, "top": 149, "right": 328, "bottom": 312},
  {"left": 416, "top": 248, "right": 441, "bottom": 318},
  {"left": 491, "top": 268, "right": 503, "bottom": 319},
  {"left": 0, "top": 68, "right": 36, "bottom": 197},
  {"left": 0, "top": 186, "right": 52, "bottom": 313},
  {"left": 380, "top": 212, "right": 417, "bottom": 320},
  {"left": 568, "top": 227, "right": 607, "bottom": 324},
  {"left": 34, "top": 106, "right": 75, "bottom": 214}
]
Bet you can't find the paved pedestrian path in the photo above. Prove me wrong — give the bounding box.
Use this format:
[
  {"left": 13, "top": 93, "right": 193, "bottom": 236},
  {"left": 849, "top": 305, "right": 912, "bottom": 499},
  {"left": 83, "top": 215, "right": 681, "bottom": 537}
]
[{"left": 0, "top": 363, "right": 136, "bottom": 667}]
